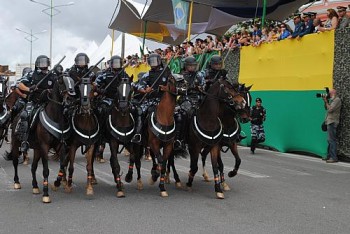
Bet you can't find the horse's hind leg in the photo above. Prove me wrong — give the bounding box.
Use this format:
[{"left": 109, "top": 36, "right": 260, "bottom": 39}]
[
  {"left": 211, "top": 147, "right": 224, "bottom": 199},
  {"left": 110, "top": 141, "right": 124, "bottom": 197},
  {"left": 228, "top": 143, "right": 241, "bottom": 178},
  {"left": 167, "top": 152, "right": 182, "bottom": 188},
  {"left": 149, "top": 149, "right": 160, "bottom": 184},
  {"left": 200, "top": 146, "right": 211, "bottom": 182}
]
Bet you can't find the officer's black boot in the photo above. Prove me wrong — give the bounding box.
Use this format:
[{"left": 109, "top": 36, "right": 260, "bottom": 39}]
[{"left": 174, "top": 112, "right": 187, "bottom": 157}]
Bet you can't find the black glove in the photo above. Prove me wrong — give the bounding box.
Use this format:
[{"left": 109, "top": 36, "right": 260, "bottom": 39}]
[
  {"left": 98, "top": 88, "right": 106, "bottom": 94},
  {"left": 29, "top": 85, "right": 37, "bottom": 92}
]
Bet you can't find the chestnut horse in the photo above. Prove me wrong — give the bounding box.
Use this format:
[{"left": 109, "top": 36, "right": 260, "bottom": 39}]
[
  {"left": 186, "top": 78, "right": 247, "bottom": 199},
  {"left": 11, "top": 75, "right": 75, "bottom": 203}
]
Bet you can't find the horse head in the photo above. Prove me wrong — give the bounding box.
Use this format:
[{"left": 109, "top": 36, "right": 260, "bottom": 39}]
[
  {"left": 0, "top": 76, "right": 9, "bottom": 102},
  {"left": 78, "top": 77, "right": 93, "bottom": 114},
  {"left": 237, "top": 83, "right": 252, "bottom": 123},
  {"left": 51, "top": 75, "right": 76, "bottom": 108},
  {"left": 216, "top": 79, "right": 247, "bottom": 112},
  {"left": 116, "top": 76, "right": 133, "bottom": 116},
  {"left": 158, "top": 75, "right": 177, "bottom": 95}
]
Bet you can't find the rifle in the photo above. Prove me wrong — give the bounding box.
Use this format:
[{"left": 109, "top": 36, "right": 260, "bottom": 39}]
[
  {"left": 138, "top": 56, "right": 175, "bottom": 104},
  {"left": 35, "top": 55, "right": 66, "bottom": 88},
  {"left": 74, "top": 57, "right": 105, "bottom": 87}
]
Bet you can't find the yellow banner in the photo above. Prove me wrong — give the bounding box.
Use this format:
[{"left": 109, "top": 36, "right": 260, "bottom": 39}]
[
  {"left": 125, "top": 63, "right": 150, "bottom": 82},
  {"left": 239, "top": 31, "right": 334, "bottom": 91}
]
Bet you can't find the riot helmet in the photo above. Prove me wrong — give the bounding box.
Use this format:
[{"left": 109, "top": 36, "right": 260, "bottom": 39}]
[
  {"left": 110, "top": 55, "right": 123, "bottom": 69},
  {"left": 147, "top": 53, "right": 161, "bottom": 68},
  {"left": 210, "top": 55, "right": 223, "bottom": 70},
  {"left": 22, "top": 67, "right": 32, "bottom": 76},
  {"left": 184, "top": 56, "right": 197, "bottom": 72},
  {"left": 35, "top": 55, "right": 50, "bottom": 70},
  {"left": 54, "top": 64, "right": 64, "bottom": 75},
  {"left": 74, "top": 53, "right": 90, "bottom": 67}
]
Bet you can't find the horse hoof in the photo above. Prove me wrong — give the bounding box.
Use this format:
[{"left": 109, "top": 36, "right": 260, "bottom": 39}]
[
  {"left": 125, "top": 174, "right": 132, "bottom": 183},
  {"left": 228, "top": 170, "right": 237, "bottom": 178},
  {"left": 23, "top": 158, "right": 30, "bottom": 165},
  {"left": 185, "top": 186, "right": 192, "bottom": 192},
  {"left": 202, "top": 173, "right": 211, "bottom": 182},
  {"left": 221, "top": 182, "right": 231, "bottom": 191},
  {"left": 216, "top": 192, "right": 225, "bottom": 199},
  {"left": 148, "top": 177, "right": 155, "bottom": 185},
  {"left": 137, "top": 179, "right": 143, "bottom": 190},
  {"left": 64, "top": 186, "right": 72, "bottom": 193},
  {"left": 32, "top": 188, "right": 40, "bottom": 194},
  {"left": 50, "top": 184, "right": 59, "bottom": 192},
  {"left": 175, "top": 182, "right": 182, "bottom": 188},
  {"left": 160, "top": 191, "right": 169, "bottom": 197},
  {"left": 91, "top": 178, "right": 98, "bottom": 185},
  {"left": 42, "top": 196, "right": 51, "bottom": 203},
  {"left": 14, "top": 183, "right": 21, "bottom": 189},
  {"left": 98, "top": 158, "right": 106, "bottom": 163},
  {"left": 117, "top": 191, "right": 125, "bottom": 198},
  {"left": 86, "top": 186, "right": 94, "bottom": 196}
]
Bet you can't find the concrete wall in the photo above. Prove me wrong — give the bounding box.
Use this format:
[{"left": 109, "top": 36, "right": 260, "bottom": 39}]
[{"left": 333, "top": 28, "right": 350, "bottom": 160}]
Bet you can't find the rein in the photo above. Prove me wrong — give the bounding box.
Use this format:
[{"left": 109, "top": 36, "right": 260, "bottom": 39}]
[{"left": 47, "top": 92, "right": 65, "bottom": 106}]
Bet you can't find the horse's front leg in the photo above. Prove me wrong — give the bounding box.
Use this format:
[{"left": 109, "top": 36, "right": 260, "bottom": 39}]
[
  {"left": 211, "top": 146, "right": 224, "bottom": 199},
  {"left": 65, "top": 145, "right": 77, "bottom": 193},
  {"left": 217, "top": 153, "right": 230, "bottom": 191},
  {"left": 40, "top": 145, "right": 51, "bottom": 203},
  {"left": 110, "top": 141, "right": 124, "bottom": 198},
  {"left": 186, "top": 144, "right": 200, "bottom": 191},
  {"left": 125, "top": 144, "right": 135, "bottom": 184},
  {"left": 85, "top": 145, "right": 95, "bottom": 196},
  {"left": 31, "top": 149, "right": 41, "bottom": 195},
  {"left": 53, "top": 144, "right": 69, "bottom": 190},
  {"left": 12, "top": 141, "right": 22, "bottom": 189},
  {"left": 228, "top": 142, "right": 241, "bottom": 178}
]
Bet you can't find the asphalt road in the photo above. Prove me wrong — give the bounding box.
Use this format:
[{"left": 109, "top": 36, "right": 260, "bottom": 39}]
[{"left": 0, "top": 142, "right": 349, "bottom": 234}]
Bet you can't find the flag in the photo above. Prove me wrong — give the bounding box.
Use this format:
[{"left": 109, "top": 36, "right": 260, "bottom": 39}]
[
  {"left": 139, "top": 45, "right": 144, "bottom": 56},
  {"left": 172, "top": 0, "right": 189, "bottom": 30}
]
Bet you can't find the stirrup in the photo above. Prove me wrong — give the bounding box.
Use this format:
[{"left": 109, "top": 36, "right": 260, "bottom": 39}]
[
  {"left": 174, "top": 139, "right": 182, "bottom": 149},
  {"left": 131, "top": 134, "right": 142, "bottom": 143},
  {"left": 20, "top": 141, "right": 30, "bottom": 153}
]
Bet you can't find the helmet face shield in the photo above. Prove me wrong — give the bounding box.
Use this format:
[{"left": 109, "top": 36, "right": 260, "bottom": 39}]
[
  {"left": 111, "top": 57, "right": 122, "bottom": 69},
  {"left": 75, "top": 55, "right": 89, "bottom": 66},
  {"left": 148, "top": 55, "right": 161, "bottom": 67},
  {"left": 36, "top": 57, "right": 50, "bottom": 69},
  {"left": 186, "top": 64, "right": 197, "bottom": 72},
  {"left": 211, "top": 63, "right": 222, "bottom": 70}
]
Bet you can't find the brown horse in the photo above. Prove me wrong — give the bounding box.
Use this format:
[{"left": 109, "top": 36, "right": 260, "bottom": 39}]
[
  {"left": 186, "top": 78, "right": 247, "bottom": 199},
  {"left": 104, "top": 77, "right": 138, "bottom": 197},
  {"left": 201, "top": 84, "right": 252, "bottom": 191},
  {"left": 53, "top": 77, "right": 99, "bottom": 196},
  {"left": 11, "top": 75, "right": 75, "bottom": 203},
  {"left": 0, "top": 76, "right": 11, "bottom": 146}
]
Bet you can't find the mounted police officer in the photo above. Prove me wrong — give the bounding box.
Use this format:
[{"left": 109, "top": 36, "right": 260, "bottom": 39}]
[
  {"left": 173, "top": 56, "right": 205, "bottom": 154},
  {"left": 204, "top": 54, "right": 228, "bottom": 88},
  {"left": 132, "top": 53, "right": 171, "bottom": 143},
  {"left": 15, "top": 55, "right": 57, "bottom": 153},
  {"left": 69, "top": 53, "right": 91, "bottom": 83},
  {"left": 93, "top": 55, "right": 129, "bottom": 162}
]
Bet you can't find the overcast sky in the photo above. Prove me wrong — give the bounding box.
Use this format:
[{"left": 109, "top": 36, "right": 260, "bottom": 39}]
[{"left": 0, "top": 0, "right": 120, "bottom": 70}]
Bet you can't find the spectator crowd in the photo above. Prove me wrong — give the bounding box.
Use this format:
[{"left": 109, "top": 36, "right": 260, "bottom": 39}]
[{"left": 124, "top": 5, "right": 350, "bottom": 65}]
